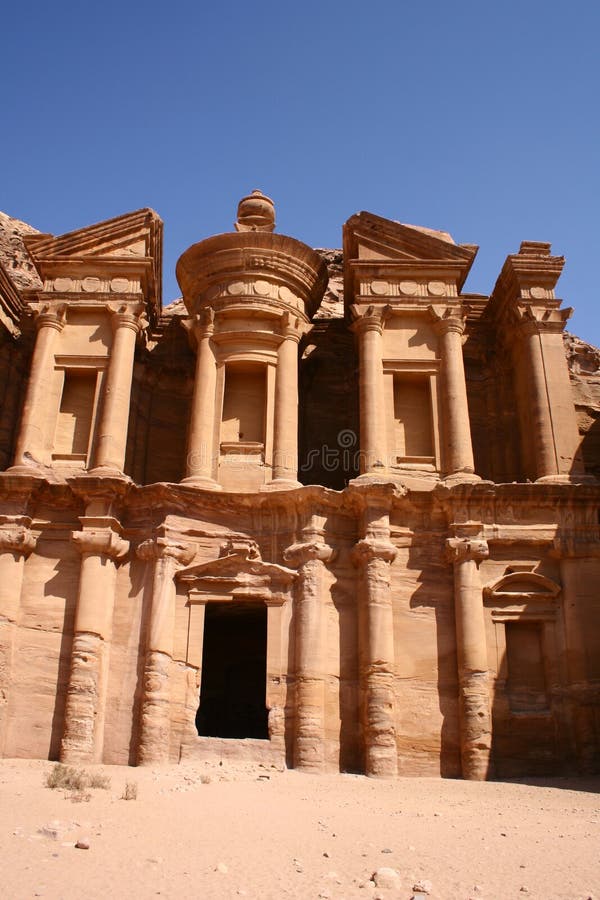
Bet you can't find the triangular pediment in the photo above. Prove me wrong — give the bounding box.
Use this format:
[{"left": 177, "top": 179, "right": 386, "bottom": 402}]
[
  {"left": 343, "top": 211, "right": 477, "bottom": 265},
  {"left": 178, "top": 552, "right": 296, "bottom": 585},
  {"left": 23, "top": 208, "right": 162, "bottom": 264}
]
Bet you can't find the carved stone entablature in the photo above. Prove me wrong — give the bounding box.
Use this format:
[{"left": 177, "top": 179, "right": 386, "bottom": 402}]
[
  {"left": 483, "top": 570, "right": 560, "bottom": 621},
  {"left": 177, "top": 540, "right": 296, "bottom": 606},
  {"left": 0, "top": 516, "right": 35, "bottom": 557},
  {"left": 357, "top": 278, "right": 458, "bottom": 300},
  {"left": 201, "top": 278, "right": 306, "bottom": 314},
  {"left": 445, "top": 537, "right": 489, "bottom": 565},
  {"left": 72, "top": 516, "right": 129, "bottom": 560},
  {"left": 552, "top": 527, "right": 600, "bottom": 559},
  {"left": 45, "top": 276, "right": 143, "bottom": 296},
  {"left": 485, "top": 240, "right": 567, "bottom": 328},
  {"left": 352, "top": 538, "right": 397, "bottom": 566}
]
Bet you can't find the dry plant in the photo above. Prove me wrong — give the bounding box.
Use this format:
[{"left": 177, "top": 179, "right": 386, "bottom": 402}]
[
  {"left": 121, "top": 781, "right": 138, "bottom": 800},
  {"left": 45, "top": 763, "right": 111, "bottom": 795}
]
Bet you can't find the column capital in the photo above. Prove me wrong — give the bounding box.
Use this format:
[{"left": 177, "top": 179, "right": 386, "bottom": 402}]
[
  {"left": 352, "top": 538, "right": 397, "bottom": 566},
  {"left": 279, "top": 310, "right": 304, "bottom": 342},
  {"left": 72, "top": 522, "right": 129, "bottom": 560},
  {"left": 137, "top": 535, "right": 195, "bottom": 566},
  {"left": 513, "top": 303, "right": 571, "bottom": 336},
  {"left": 284, "top": 539, "right": 336, "bottom": 567},
  {"left": 107, "top": 301, "right": 147, "bottom": 334},
  {"left": 445, "top": 536, "right": 489, "bottom": 564},
  {"left": 350, "top": 303, "right": 392, "bottom": 335},
  {"left": 191, "top": 307, "right": 216, "bottom": 339},
  {"left": 30, "top": 301, "right": 68, "bottom": 332},
  {"left": 0, "top": 516, "right": 35, "bottom": 556},
  {"left": 429, "top": 304, "right": 466, "bottom": 335}
]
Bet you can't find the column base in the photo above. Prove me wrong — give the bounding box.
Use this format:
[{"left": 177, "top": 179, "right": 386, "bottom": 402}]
[
  {"left": 443, "top": 471, "right": 481, "bottom": 487},
  {"left": 86, "top": 466, "right": 131, "bottom": 480},
  {"left": 7, "top": 463, "right": 46, "bottom": 477},
  {"left": 180, "top": 475, "right": 222, "bottom": 491},
  {"left": 536, "top": 473, "right": 597, "bottom": 484},
  {"left": 260, "top": 478, "right": 302, "bottom": 492}
]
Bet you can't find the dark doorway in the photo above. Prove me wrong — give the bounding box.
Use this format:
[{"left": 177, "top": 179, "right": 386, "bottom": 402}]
[{"left": 196, "top": 602, "right": 269, "bottom": 740}]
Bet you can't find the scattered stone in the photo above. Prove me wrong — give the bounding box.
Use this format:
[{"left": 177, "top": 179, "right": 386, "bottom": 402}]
[
  {"left": 216, "top": 862, "right": 228, "bottom": 874},
  {"left": 381, "top": 847, "right": 393, "bottom": 854},
  {"left": 371, "top": 866, "right": 401, "bottom": 889},
  {"left": 323, "top": 850, "right": 330, "bottom": 857},
  {"left": 413, "top": 879, "right": 433, "bottom": 894},
  {"left": 75, "top": 839, "right": 90, "bottom": 850}
]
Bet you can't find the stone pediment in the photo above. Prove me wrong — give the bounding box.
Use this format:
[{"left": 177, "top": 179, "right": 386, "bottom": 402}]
[
  {"left": 343, "top": 211, "right": 477, "bottom": 264},
  {"left": 24, "top": 208, "right": 161, "bottom": 263},
  {"left": 177, "top": 539, "right": 296, "bottom": 605},
  {"left": 343, "top": 212, "right": 478, "bottom": 304},
  {"left": 23, "top": 208, "right": 163, "bottom": 323}
]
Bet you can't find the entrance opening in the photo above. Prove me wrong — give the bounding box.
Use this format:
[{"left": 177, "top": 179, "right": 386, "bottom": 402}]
[{"left": 196, "top": 602, "right": 269, "bottom": 740}]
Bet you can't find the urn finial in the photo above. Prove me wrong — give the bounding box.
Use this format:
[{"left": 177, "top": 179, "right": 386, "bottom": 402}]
[{"left": 235, "top": 189, "right": 275, "bottom": 233}]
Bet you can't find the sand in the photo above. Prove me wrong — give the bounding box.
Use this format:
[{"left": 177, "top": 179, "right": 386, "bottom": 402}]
[{"left": 0, "top": 758, "right": 598, "bottom": 900}]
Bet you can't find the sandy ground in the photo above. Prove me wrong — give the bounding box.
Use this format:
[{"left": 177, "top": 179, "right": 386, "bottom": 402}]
[{"left": 0, "top": 759, "right": 598, "bottom": 900}]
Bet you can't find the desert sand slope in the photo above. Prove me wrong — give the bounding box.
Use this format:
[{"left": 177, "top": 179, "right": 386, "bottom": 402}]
[{"left": 0, "top": 759, "right": 598, "bottom": 900}]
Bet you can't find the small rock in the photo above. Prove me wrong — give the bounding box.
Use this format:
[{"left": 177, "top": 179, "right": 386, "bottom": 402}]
[
  {"left": 381, "top": 847, "right": 392, "bottom": 853},
  {"left": 372, "top": 866, "right": 401, "bottom": 889},
  {"left": 323, "top": 850, "right": 330, "bottom": 858},
  {"left": 216, "top": 862, "right": 228, "bottom": 874},
  {"left": 75, "top": 840, "right": 89, "bottom": 850},
  {"left": 413, "top": 879, "right": 433, "bottom": 894}
]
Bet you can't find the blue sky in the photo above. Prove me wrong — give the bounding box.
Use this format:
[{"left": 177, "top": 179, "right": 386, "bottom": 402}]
[{"left": 3, "top": 1, "right": 599, "bottom": 344}]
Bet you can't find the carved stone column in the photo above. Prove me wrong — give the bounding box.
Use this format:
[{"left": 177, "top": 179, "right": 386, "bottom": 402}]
[
  {"left": 0, "top": 517, "right": 35, "bottom": 753},
  {"left": 446, "top": 534, "right": 491, "bottom": 780},
  {"left": 182, "top": 310, "right": 220, "bottom": 488},
  {"left": 284, "top": 520, "right": 335, "bottom": 771},
  {"left": 13, "top": 303, "right": 66, "bottom": 469},
  {"left": 553, "top": 530, "right": 600, "bottom": 772},
  {"left": 431, "top": 308, "right": 476, "bottom": 478},
  {"left": 271, "top": 313, "right": 302, "bottom": 488},
  {"left": 352, "top": 507, "right": 397, "bottom": 777},
  {"left": 352, "top": 306, "right": 389, "bottom": 476},
  {"left": 60, "top": 519, "right": 129, "bottom": 764},
  {"left": 93, "top": 304, "right": 145, "bottom": 473},
  {"left": 136, "top": 536, "right": 194, "bottom": 765},
  {"left": 514, "top": 308, "right": 585, "bottom": 481}
]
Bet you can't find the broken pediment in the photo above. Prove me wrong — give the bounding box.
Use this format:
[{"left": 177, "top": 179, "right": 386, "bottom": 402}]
[
  {"left": 343, "top": 211, "right": 477, "bottom": 264},
  {"left": 23, "top": 208, "right": 163, "bottom": 321},
  {"left": 343, "top": 212, "right": 478, "bottom": 305}
]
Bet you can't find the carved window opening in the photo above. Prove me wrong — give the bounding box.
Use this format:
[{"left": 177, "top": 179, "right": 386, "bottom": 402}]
[
  {"left": 220, "top": 362, "right": 266, "bottom": 452},
  {"left": 505, "top": 622, "right": 549, "bottom": 713},
  {"left": 53, "top": 369, "right": 99, "bottom": 465},
  {"left": 196, "top": 601, "right": 268, "bottom": 740},
  {"left": 393, "top": 373, "right": 434, "bottom": 463}
]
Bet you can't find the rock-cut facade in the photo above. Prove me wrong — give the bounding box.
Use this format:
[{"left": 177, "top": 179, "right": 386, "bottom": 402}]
[{"left": 0, "top": 192, "right": 598, "bottom": 778}]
